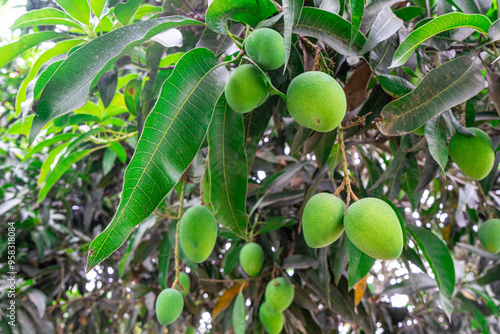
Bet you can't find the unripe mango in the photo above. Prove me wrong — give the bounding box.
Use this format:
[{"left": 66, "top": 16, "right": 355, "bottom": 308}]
[
  {"left": 302, "top": 193, "right": 345, "bottom": 248},
  {"left": 478, "top": 219, "right": 500, "bottom": 254},
  {"left": 244, "top": 28, "right": 285, "bottom": 70},
  {"left": 344, "top": 198, "right": 403, "bottom": 260},
  {"left": 156, "top": 288, "right": 184, "bottom": 325},
  {"left": 239, "top": 242, "right": 264, "bottom": 276},
  {"left": 265, "top": 277, "right": 294, "bottom": 312},
  {"left": 176, "top": 272, "right": 190, "bottom": 296},
  {"left": 180, "top": 206, "right": 218, "bottom": 263},
  {"left": 286, "top": 71, "right": 346, "bottom": 132},
  {"left": 259, "top": 302, "right": 284, "bottom": 334},
  {"left": 225, "top": 64, "right": 269, "bottom": 113},
  {"left": 449, "top": 127, "right": 495, "bottom": 181}
]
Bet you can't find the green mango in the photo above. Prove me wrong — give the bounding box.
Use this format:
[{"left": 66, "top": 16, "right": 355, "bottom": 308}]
[
  {"left": 180, "top": 205, "right": 218, "bottom": 263},
  {"left": 155, "top": 288, "right": 184, "bottom": 325}
]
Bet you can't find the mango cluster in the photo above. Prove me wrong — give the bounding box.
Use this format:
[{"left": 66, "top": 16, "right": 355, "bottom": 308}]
[
  {"left": 302, "top": 194, "right": 404, "bottom": 260},
  {"left": 156, "top": 205, "right": 217, "bottom": 326},
  {"left": 259, "top": 277, "right": 295, "bottom": 333},
  {"left": 225, "top": 28, "right": 347, "bottom": 133}
]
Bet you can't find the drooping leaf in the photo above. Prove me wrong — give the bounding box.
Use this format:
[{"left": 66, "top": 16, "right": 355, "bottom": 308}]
[
  {"left": 406, "top": 225, "right": 455, "bottom": 299},
  {"left": 377, "top": 56, "right": 486, "bottom": 136},
  {"left": 369, "top": 35, "right": 398, "bottom": 74},
  {"left": 212, "top": 282, "right": 248, "bottom": 319},
  {"left": 345, "top": 236, "right": 375, "bottom": 289},
  {"left": 29, "top": 17, "right": 203, "bottom": 144},
  {"left": 349, "top": 0, "right": 365, "bottom": 48},
  {"left": 283, "top": 0, "right": 303, "bottom": 69},
  {"left": 38, "top": 148, "right": 100, "bottom": 203},
  {"left": 91, "top": 0, "right": 107, "bottom": 18},
  {"left": 115, "top": 0, "right": 143, "bottom": 26},
  {"left": 330, "top": 235, "right": 349, "bottom": 285},
  {"left": 124, "top": 78, "right": 142, "bottom": 116},
  {"left": 391, "top": 13, "right": 491, "bottom": 67},
  {"left": 360, "top": 0, "right": 400, "bottom": 32},
  {"left": 360, "top": 6, "right": 403, "bottom": 53},
  {"left": 232, "top": 292, "right": 246, "bottom": 334},
  {"left": 102, "top": 148, "right": 117, "bottom": 175},
  {"left": 489, "top": 17, "right": 500, "bottom": 41},
  {"left": 98, "top": 67, "right": 119, "bottom": 109},
  {"left": 10, "top": 8, "right": 83, "bottom": 30},
  {"left": 328, "top": 143, "right": 342, "bottom": 175},
  {"left": 0, "top": 32, "right": 66, "bottom": 69},
  {"left": 54, "top": 0, "right": 90, "bottom": 26},
  {"left": 206, "top": 0, "right": 278, "bottom": 34},
  {"left": 424, "top": 115, "right": 448, "bottom": 171},
  {"left": 86, "top": 48, "right": 229, "bottom": 272},
  {"left": 293, "top": 7, "right": 367, "bottom": 56},
  {"left": 109, "top": 142, "right": 127, "bottom": 164},
  {"left": 208, "top": 96, "right": 248, "bottom": 238},
  {"left": 196, "top": 24, "right": 245, "bottom": 56},
  {"left": 15, "top": 39, "right": 81, "bottom": 117}
]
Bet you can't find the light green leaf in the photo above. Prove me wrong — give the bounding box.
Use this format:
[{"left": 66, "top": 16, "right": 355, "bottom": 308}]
[
  {"left": 232, "top": 292, "right": 246, "bottom": 334},
  {"left": 124, "top": 78, "right": 142, "bottom": 116},
  {"left": 110, "top": 142, "right": 127, "bottom": 163},
  {"left": 86, "top": 48, "right": 229, "bottom": 273},
  {"left": 327, "top": 143, "right": 342, "bottom": 175},
  {"left": 208, "top": 96, "right": 248, "bottom": 238},
  {"left": 377, "top": 56, "right": 486, "bottom": 136},
  {"left": 360, "top": 6, "right": 403, "bottom": 53},
  {"left": 424, "top": 115, "right": 448, "bottom": 171},
  {"left": 206, "top": 0, "right": 278, "bottom": 34},
  {"left": 10, "top": 8, "right": 83, "bottom": 30},
  {"left": 406, "top": 225, "right": 455, "bottom": 299},
  {"left": 55, "top": 0, "right": 91, "bottom": 26},
  {"left": 0, "top": 32, "right": 66, "bottom": 68},
  {"left": 91, "top": 0, "right": 107, "bottom": 18},
  {"left": 22, "top": 133, "right": 78, "bottom": 162},
  {"left": 115, "top": 0, "right": 143, "bottom": 26},
  {"left": 16, "top": 39, "right": 81, "bottom": 117},
  {"left": 283, "top": 0, "right": 303, "bottom": 70},
  {"left": 391, "top": 13, "right": 491, "bottom": 67},
  {"left": 103, "top": 147, "right": 117, "bottom": 175},
  {"left": 39, "top": 148, "right": 98, "bottom": 203},
  {"left": 29, "top": 17, "right": 203, "bottom": 144},
  {"left": 293, "top": 7, "right": 367, "bottom": 56},
  {"left": 38, "top": 142, "right": 70, "bottom": 188}
]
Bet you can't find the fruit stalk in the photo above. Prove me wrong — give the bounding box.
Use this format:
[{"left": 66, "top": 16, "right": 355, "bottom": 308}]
[{"left": 334, "top": 127, "right": 359, "bottom": 209}]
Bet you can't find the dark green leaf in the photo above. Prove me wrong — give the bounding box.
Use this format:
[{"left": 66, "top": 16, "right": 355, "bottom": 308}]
[
  {"left": 393, "top": 6, "right": 425, "bottom": 21},
  {"left": 232, "top": 292, "right": 246, "bottom": 334},
  {"left": 29, "top": 17, "right": 203, "bottom": 144},
  {"left": 350, "top": 0, "right": 364, "bottom": 47},
  {"left": 361, "top": 6, "right": 403, "bottom": 53},
  {"left": 86, "top": 48, "right": 229, "bottom": 272},
  {"left": 406, "top": 225, "right": 455, "bottom": 299},
  {"left": 401, "top": 247, "right": 426, "bottom": 273},
  {"left": 257, "top": 217, "right": 298, "bottom": 234},
  {"left": 391, "top": 13, "right": 491, "bottom": 67},
  {"left": 476, "top": 264, "right": 500, "bottom": 285},
  {"left": 369, "top": 35, "right": 398, "bottom": 74},
  {"left": 34, "top": 60, "right": 63, "bottom": 99},
  {"left": 206, "top": 0, "right": 278, "bottom": 34},
  {"left": 360, "top": 0, "right": 400, "bottom": 32},
  {"left": 98, "top": 67, "right": 118, "bottom": 109},
  {"left": 328, "top": 143, "right": 342, "bottom": 175},
  {"left": 415, "top": 149, "right": 440, "bottom": 192},
  {"left": 376, "top": 74, "right": 415, "bottom": 97},
  {"left": 208, "top": 96, "right": 248, "bottom": 238},
  {"left": 424, "top": 115, "right": 448, "bottom": 171},
  {"left": 345, "top": 236, "right": 375, "bottom": 289},
  {"left": 158, "top": 231, "right": 173, "bottom": 289},
  {"left": 118, "top": 216, "right": 155, "bottom": 277},
  {"left": 330, "top": 235, "right": 349, "bottom": 285},
  {"left": 293, "top": 7, "right": 367, "bottom": 56},
  {"left": 291, "top": 126, "right": 315, "bottom": 155},
  {"left": 109, "top": 142, "right": 127, "bottom": 164},
  {"left": 377, "top": 56, "right": 486, "bottom": 136}
]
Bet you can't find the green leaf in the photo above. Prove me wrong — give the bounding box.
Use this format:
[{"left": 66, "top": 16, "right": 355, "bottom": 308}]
[
  {"left": 345, "top": 236, "right": 375, "bottom": 289},
  {"left": 208, "top": 96, "right": 248, "bottom": 238},
  {"left": 393, "top": 6, "right": 425, "bottom": 21},
  {"left": 377, "top": 56, "right": 486, "bottom": 136},
  {"left": 360, "top": 6, "right": 403, "bottom": 53},
  {"left": 22, "top": 133, "right": 78, "bottom": 162},
  {"left": 232, "top": 292, "right": 246, "bottom": 334},
  {"left": 86, "top": 48, "right": 229, "bottom": 273},
  {"left": 349, "top": 0, "right": 365, "bottom": 47},
  {"left": 16, "top": 40, "right": 81, "bottom": 117},
  {"left": 91, "top": 0, "right": 107, "bottom": 18},
  {"left": 0, "top": 32, "right": 66, "bottom": 69},
  {"left": 10, "top": 8, "right": 83, "bottom": 30},
  {"left": 38, "top": 148, "right": 98, "bottom": 203},
  {"left": 158, "top": 231, "right": 173, "bottom": 289},
  {"left": 29, "top": 17, "right": 203, "bottom": 144},
  {"left": 327, "top": 143, "right": 342, "bottom": 175},
  {"left": 33, "top": 60, "right": 63, "bottom": 99},
  {"left": 424, "top": 115, "right": 448, "bottom": 171},
  {"left": 293, "top": 7, "right": 367, "bottom": 56},
  {"left": 391, "top": 13, "right": 491, "bottom": 67},
  {"left": 376, "top": 74, "right": 415, "bottom": 97},
  {"left": 98, "top": 67, "right": 118, "bottom": 109},
  {"left": 206, "top": 0, "right": 278, "bottom": 34},
  {"left": 489, "top": 18, "right": 500, "bottom": 41},
  {"left": 103, "top": 148, "right": 117, "bottom": 175},
  {"left": 406, "top": 225, "right": 455, "bottom": 299},
  {"left": 283, "top": 0, "right": 303, "bottom": 69},
  {"left": 360, "top": 0, "right": 400, "bottom": 31},
  {"left": 330, "top": 235, "right": 349, "bottom": 285},
  {"left": 124, "top": 78, "right": 142, "bottom": 116},
  {"left": 37, "top": 142, "right": 70, "bottom": 188},
  {"left": 109, "top": 142, "right": 127, "bottom": 163},
  {"left": 115, "top": 0, "right": 143, "bottom": 26},
  {"left": 55, "top": 0, "right": 91, "bottom": 26}
]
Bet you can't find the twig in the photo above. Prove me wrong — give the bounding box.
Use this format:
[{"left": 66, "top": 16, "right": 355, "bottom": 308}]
[{"left": 198, "top": 273, "right": 270, "bottom": 283}]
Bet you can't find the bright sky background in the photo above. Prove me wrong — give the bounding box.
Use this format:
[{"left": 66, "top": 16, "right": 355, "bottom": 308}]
[{"left": 0, "top": 0, "right": 26, "bottom": 40}]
